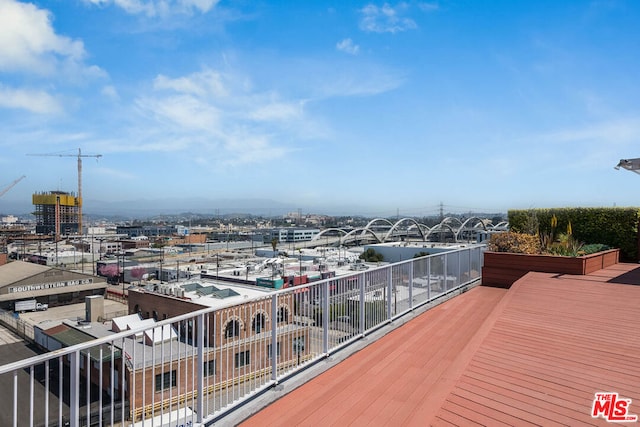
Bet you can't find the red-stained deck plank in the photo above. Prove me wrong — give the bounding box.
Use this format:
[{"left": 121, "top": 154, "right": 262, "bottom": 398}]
[
  {"left": 240, "top": 285, "right": 507, "bottom": 427},
  {"left": 239, "top": 263, "right": 640, "bottom": 426},
  {"left": 434, "top": 267, "right": 640, "bottom": 426}
]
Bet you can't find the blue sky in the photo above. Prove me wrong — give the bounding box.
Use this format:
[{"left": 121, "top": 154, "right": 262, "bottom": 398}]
[{"left": 1, "top": 0, "right": 640, "bottom": 217}]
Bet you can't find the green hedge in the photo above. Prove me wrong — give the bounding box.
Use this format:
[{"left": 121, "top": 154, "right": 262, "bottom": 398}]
[{"left": 508, "top": 208, "right": 640, "bottom": 261}]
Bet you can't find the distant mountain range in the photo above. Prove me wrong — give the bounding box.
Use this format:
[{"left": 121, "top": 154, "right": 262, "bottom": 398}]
[
  {"left": 1, "top": 197, "right": 502, "bottom": 220},
  {"left": 0, "top": 197, "right": 297, "bottom": 218},
  {"left": 0, "top": 197, "right": 371, "bottom": 219},
  {"left": 86, "top": 197, "right": 298, "bottom": 217}
]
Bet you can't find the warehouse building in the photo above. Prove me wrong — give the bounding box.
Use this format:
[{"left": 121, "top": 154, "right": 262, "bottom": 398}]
[{"left": 0, "top": 261, "right": 108, "bottom": 311}]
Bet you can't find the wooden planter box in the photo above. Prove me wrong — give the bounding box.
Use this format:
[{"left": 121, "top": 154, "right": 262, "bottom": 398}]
[{"left": 482, "top": 248, "right": 620, "bottom": 288}]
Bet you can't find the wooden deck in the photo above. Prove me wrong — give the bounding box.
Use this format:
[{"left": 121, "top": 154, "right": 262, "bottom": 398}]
[{"left": 240, "top": 264, "right": 640, "bottom": 426}]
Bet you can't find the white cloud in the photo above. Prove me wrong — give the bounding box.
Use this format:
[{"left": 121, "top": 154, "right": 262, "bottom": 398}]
[
  {"left": 0, "top": 84, "right": 61, "bottom": 114},
  {"left": 249, "top": 101, "right": 304, "bottom": 122},
  {"left": 418, "top": 2, "right": 439, "bottom": 12},
  {"left": 101, "top": 85, "right": 120, "bottom": 100},
  {"left": 317, "top": 68, "right": 404, "bottom": 97},
  {"left": 125, "top": 68, "right": 312, "bottom": 165},
  {"left": 359, "top": 2, "right": 417, "bottom": 34},
  {"left": 136, "top": 94, "right": 222, "bottom": 131},
  {"left": 221, "top": 132, "right": 289, "bottom": 166},
  {"left": 539, "top": 118, "right": 640, "bottom": 145},
  {"left": 0, "top": 0, "right": 87, "bottom": 75},
  {"left": 84, "top": 0, "right": 219, "bottom": 17},
  {"left": 336, "top": 38, "right": 360, "bottom": 55},
  {"left": 95, "top": 166, "right": 137, "bottom": 180},
  {"left": 154, "top": 69, "right": 228, "bottom": 97}
]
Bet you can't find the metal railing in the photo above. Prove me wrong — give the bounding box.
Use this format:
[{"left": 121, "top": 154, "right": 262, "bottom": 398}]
[{"left": 0, "top": 245, "right": 484, "bottom": 427}]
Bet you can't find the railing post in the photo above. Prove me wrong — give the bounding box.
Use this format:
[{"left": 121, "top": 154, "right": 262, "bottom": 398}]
[
  {"left": 45, "top": 360, "right": 50, "bottom": 427},
  {"left": 458, "top": 250, "right": 462, "bottom": 287},
  {"left": 468, "top": 247, "right": 472, "bottom": 284},
  {"left": 196, "top": 313, "right": 205, "bottom": 423},
  {"left": 120, "top": 337, "right": 125, "bottom": 426},
  {"left": 359, "top": 274, "right": 365, "bottom": 335},
  {"left": 13, "top": 370, "right": 17, "bottom": 427},
  {"left": 271, "top": 294, "right": 278, "bottom": 381},
  {"left": 30, "top": 365, "right": 34, "bottom": 427},
  {"left": 409, "top": 260, "right": 414, "bottom": 310},
  {"left": 387, "top": 266, "right": 392, "bottom": 320},
  {"left": 444, "top": 254, "right": 448, "bottom": 292},
  {"left": 323, "top": 280, "right": 329, "bottom": 355},
  {"left": 427, "top": 256, "right": 431, "bottom": 301},
  {"left": 69, "top": 351, "right": 80, "bottom": 427}
]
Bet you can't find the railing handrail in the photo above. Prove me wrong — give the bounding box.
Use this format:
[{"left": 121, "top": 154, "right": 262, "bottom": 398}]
[
  {"left": 0, "top": 244, "right": 485, "bottom": 426},
  {"left": 0, "top": 245, "right": 482, "bottom": 375}
]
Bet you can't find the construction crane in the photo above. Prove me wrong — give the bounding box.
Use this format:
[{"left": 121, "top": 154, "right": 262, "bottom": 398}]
[
  {"left": 0, "top": 175, "right": 26, "bottom": 198},
  {"left": 27, "top": 148, "right": 102, "bottom": 234}
]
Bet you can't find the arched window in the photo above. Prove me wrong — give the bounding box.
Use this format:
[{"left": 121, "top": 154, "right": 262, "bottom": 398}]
[
  {"left": 277, "top": 307, "right": 289, "bottom": 324},
  {"left": 224, "top": 319, "right": 240, "bottom": 339},
  {"left": 252, "top": 313, "right": 266, "bottom": 333}
]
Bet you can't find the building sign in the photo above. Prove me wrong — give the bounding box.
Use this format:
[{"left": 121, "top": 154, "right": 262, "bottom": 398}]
[{"left": 9, "top": 278, "right": 94, "bottom": 294}]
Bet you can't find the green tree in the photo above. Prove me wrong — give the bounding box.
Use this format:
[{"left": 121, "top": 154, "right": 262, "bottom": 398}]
[{"left": 360, "top": 248, "right": 383, "bottom": 262}]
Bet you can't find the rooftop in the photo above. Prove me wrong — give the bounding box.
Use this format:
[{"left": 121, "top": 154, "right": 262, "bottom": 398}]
[{"left": 239, "top": 263, "right": 640, "bottom": 426}]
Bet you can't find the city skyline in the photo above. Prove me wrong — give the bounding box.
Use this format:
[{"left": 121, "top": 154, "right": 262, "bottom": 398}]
[{"left": 1, "top": 1, "right": 640, "bottom": 216}]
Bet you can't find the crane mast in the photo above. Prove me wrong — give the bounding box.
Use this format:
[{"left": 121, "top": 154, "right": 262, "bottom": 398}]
[
  {"left": 27, "top": 148, "right": 102, "bottom": 235},
  {"left": 0, "top": 175, "right": 26, "bottom": 198}
]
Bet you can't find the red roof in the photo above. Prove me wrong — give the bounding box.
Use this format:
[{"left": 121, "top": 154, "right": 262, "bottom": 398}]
[{"left": 240, "top": 263, "right": 640, "bottom": 426}]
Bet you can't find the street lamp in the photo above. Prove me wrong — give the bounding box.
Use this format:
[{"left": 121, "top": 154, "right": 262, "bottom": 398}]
[{"left": 615, "top": 158, "right": 640, "bottom": 175}]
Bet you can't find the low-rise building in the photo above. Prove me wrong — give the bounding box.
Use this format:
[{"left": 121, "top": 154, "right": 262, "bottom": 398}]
[
  {"left": 264, "top": 228, "right": 320, "bottom": 244},
  {"left": 126, "top": 280, "right": 309, "bottom": 419},
  {"left": 0, "top": 261, "right": 108, "bottom": 310}
]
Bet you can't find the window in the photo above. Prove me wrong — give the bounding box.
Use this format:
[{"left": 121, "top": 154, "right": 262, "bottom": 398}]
[
  {"left": 235, "top": 350, "right": 250, "bottom": 368},
  {"left": 252, "top": 313, "right": 266, "bottom": 333},
  {"left": 155, "top": 370, "right": 176, "bottom": 392},
  {"left": 277, "top": 307, "right": 289, "bottom": 324},
  {"left": 204, "top": 360, "right": 215, "bottom": 376},
  {"left": 225, "top": 320, "right": 240, "bottom": 339},
  {"left": 267, "top": 342, "right": 281, "bottom": 359}
]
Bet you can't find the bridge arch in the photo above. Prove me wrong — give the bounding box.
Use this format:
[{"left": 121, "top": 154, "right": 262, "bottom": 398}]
[
  {"left": 440, "top": 217, "right": 463, "bottom": 228},
  {"left": 492, "top": 221, "right": 509, "bottom": 230},
  {"left": 454, "top": 217, "right": 488, "bottom": 241},
  {"left": 313, "top": 228, "right": 349, "bottom": 241},
  {"left": 425, "top": 223, "right": 457, "bottom": 242},
  {"left": 383, "top": 218, "right": 430, "bottom": 242},
  {"left": 342, "top": 228, "right": 383, "bottom": 245},
  {"left": 362, "top": 218, "right": 395, "bottom": 233}
]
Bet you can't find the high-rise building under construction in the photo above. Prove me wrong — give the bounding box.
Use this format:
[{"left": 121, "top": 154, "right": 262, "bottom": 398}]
[{"left": 32, "top": 191, "right": 80, "bottom": 236}]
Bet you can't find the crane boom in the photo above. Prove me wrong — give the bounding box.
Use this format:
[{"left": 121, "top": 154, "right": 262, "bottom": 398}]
[
  {"left": 0, "top": 175, "right": 26, "bottom": 198},
  {"left": 27, "top": 148, "right": 102, "bottom": 234}
]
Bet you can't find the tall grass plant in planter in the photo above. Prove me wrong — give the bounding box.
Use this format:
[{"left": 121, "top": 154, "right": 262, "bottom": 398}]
[{"left": 483, "top": 215, "right": 618, "bottom": 288}]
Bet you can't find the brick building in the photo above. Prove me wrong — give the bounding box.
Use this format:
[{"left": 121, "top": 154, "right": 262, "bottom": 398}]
[{"left": 123, "top": 280, "right": 309, "bottom": 420}]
